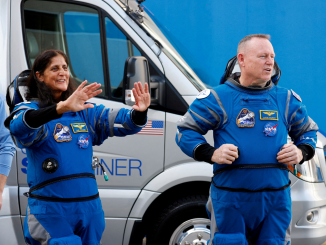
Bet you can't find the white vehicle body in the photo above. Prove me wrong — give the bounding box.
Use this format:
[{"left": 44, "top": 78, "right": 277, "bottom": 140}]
[{"left": 0, "top": 0, "right": 326, "bottom": 244}]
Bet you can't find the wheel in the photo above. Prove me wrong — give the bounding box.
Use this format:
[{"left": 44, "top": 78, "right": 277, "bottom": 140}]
[
  {"left": 146, "top": 195, "right": 210, "bottom": 245},
  {"left": 169, "top": 218, "right": 211, "bottom": 245}
]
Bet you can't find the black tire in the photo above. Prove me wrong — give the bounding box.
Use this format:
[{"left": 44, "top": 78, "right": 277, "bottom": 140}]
[{"left": 146, "top": 195, "right": 209, "bottom": 245}]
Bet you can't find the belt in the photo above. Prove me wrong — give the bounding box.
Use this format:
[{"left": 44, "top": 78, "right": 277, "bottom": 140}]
[
  {"left": 24, "top": 173, "right": 99, "bottom": 202},
  {"left": 212, "top": 163, "right": 291, "bottom": 192}
]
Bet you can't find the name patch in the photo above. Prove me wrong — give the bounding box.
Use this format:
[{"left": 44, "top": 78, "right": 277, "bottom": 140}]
[
  {"left": 263, "top": 122, "right": 278, "bottom": 136},
  {"left": 71, "top": 123, "right": 88, "bottom": 133},
  {"left": 77, "top": 134, "right": 90, "bottom": 149},
  {"left": 237, "top": 108, "right": 255, "bottom": 127},
  {"left": 260, "top": 110, "right": 278, "bottom": 120},
  {"left": 54, "top": 124, "right": 72, "bottom": 142}
]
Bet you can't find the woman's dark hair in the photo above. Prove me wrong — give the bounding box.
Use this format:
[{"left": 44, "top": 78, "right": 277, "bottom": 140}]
[{"left": 25, "top": 49, "right": 76, "bottom": 107}]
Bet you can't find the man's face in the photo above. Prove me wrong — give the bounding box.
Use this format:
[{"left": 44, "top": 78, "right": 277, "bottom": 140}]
[{"left": 242, "top": 38, "right": 275, "bottom": 84}]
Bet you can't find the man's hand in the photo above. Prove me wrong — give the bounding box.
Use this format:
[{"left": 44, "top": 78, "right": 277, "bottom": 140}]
[
  {"left": 211, "top": 144, "right": 239, "bottom": 164},
  {"left": 277, "top": 143, "right": 303, "bottom": 165},
  {"left": 57, "top": 81, "right": 102, "bottom": 114}
]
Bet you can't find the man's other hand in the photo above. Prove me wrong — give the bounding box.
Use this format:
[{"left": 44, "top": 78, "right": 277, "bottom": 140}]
[
  {"left": 277, "top": 143, "right": 303, "bottom": 165},
  {"left": 211, "top": 144, "right": 239, "bottom": 164}
]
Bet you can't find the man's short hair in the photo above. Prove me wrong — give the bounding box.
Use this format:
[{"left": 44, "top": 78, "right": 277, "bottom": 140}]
[{"left": 237, "top": 34, "right": 271, "bottom": 54}]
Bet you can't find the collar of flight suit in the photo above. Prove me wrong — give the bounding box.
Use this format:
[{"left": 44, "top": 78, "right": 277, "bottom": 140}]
[{"left": 227, "top": 74, "right": 274, "bottom": 92}]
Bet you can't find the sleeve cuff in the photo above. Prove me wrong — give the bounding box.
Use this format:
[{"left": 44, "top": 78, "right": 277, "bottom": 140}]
[
  {"left": 193, "top": 143, "right": 216, "bottom": 164},
  {"left": 0, "top": 154, "right": 13, "bottom": 177},
  {"left": 297, "top": 143, "right": 315, "bottom": 164},
  {"left": 130, "top": 109, "right": 148, "bottom": 127}
]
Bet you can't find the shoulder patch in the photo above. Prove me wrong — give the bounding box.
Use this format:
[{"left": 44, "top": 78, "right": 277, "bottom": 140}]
[
  {"left": 291, "top": 89, "right": 302, "bottom": 102},
  {"left": 197, "top": 89, "right": 210, "bottom": 99}
]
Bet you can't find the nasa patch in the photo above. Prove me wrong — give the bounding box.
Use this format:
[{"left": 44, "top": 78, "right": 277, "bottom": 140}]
[
  {"left": 77, "top": 134, "right": 90, "bottom": 149},
  {"left": 291, "top": 89, "right": 302, "bottom": 102},
  {"left": 197, "top": 89, "right": 210, "bottom": 99},
  {"left": 263, "top": 122, "right": 278, "bottom": 136},
  {"left": 53, "top": 124, "right": 72, "bottom": 142},
  {"left": 237, "top": 108, "right": 255, "bottom": 127}
]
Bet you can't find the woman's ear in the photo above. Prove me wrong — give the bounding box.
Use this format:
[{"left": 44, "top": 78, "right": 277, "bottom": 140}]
[{"left": 35, "top": 71, "right": 43, "bottom": 82}]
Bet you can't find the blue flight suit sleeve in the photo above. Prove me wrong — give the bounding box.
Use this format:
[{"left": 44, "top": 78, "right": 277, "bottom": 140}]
[
  {"left": 7, "top": 102, "right": 48, "bottom": 149},
  {"left": 85, "top": 104, "right": 147, "bottom": 146},
  {"left": 286, "top": 91, "right": 318, "bottom": 153},
  {"left": 176, "top": 89, "right": 226, "bottom": 159},
  {"left": 8, "top": 102, "right": 147, "bottom": 148},
  {"left": 0, "top": 94, "right": 15, "bottom": 176}
]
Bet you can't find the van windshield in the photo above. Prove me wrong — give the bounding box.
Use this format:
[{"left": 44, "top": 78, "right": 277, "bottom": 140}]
[{"left": 140, "top": 6, "right": 207, "bottom": 91}]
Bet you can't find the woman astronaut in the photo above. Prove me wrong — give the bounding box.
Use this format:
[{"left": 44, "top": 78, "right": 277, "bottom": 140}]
[{"left": 5, "top": 50, "right": 150, "bottom": 245}]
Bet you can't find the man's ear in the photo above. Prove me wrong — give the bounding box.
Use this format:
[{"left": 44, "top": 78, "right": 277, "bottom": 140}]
[
  {"left": 238, "top": 53, "right": 245, "bottom": 67},
  {"left": 35, "top": 71, "right": 43, "bottom": 82}
]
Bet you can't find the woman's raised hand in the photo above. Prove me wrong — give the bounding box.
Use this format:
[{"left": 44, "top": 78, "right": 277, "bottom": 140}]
[
  {"left": 57, "top": 81, "right": 102, "bottom": 114},
  {"left": 132, "top": 82, "right": 150, "bottom": 112}
]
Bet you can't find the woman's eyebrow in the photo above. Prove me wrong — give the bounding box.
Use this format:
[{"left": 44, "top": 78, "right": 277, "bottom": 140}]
[{"left": 50, "top": 64, "right": 67, "bottom": 68}]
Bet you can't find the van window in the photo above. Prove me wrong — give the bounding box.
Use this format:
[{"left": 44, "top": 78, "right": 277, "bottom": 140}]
[
  {"left": 105, "top": 17, "right": 141, "bottom": 99},
  {"left": 23, "top": 1, "right": 105, "bottom": 96}
]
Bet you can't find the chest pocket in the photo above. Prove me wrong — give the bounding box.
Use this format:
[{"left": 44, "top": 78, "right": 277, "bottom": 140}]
[{"left": 240, "top": 94, "right": 271, "bottom": 105}]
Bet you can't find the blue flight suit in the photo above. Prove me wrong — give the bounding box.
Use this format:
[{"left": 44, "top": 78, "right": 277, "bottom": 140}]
[
  {"left": 176, "top": 78, "right": 318, "bottom": 245},
  {"left": 8, "top": 101, "right": 146, "bottom": 245}
]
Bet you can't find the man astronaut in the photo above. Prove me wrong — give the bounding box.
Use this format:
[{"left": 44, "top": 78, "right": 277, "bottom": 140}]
[{"left": 176, "top": 34, "right": 318, "bottom": 244}]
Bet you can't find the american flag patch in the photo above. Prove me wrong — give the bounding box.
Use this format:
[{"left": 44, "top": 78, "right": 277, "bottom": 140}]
[{"left": 137, "top": 120, "right": 164, "bottom": 135}]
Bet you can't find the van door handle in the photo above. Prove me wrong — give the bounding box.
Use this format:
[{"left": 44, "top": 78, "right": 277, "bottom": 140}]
[{"left": 150, "top": 75, "right": 165, "bottom": 106}]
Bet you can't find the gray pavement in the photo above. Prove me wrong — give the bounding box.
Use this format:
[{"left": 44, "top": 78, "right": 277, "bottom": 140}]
[{"left": 142, "top": 238, "right": 326, "bottom": 244}]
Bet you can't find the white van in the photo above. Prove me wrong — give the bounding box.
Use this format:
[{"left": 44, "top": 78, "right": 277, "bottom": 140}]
[{"left": 1, "top": 0, "right": 326, "bottom": 244}]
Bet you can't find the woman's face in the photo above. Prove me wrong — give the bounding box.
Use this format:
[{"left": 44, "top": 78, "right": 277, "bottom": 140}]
[{"left": 36, "top": 55, "right": 70, "bottom": 101}]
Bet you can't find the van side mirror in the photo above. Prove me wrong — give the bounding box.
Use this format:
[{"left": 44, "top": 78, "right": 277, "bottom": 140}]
[{"left": 123, "top": 56, "right": 150, "bottom": 106}]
